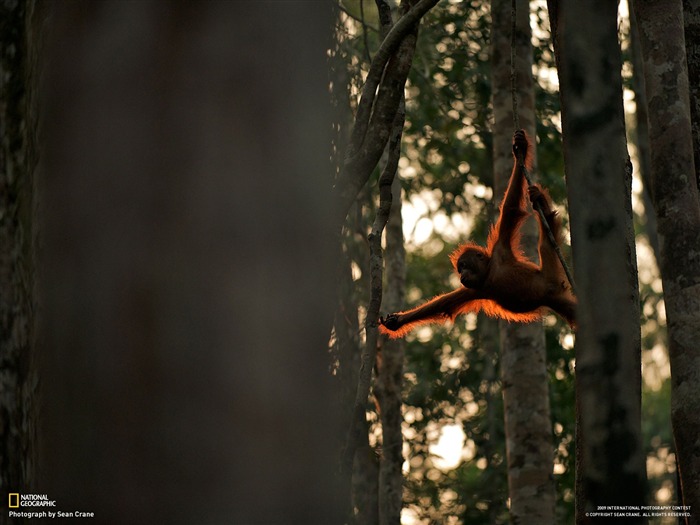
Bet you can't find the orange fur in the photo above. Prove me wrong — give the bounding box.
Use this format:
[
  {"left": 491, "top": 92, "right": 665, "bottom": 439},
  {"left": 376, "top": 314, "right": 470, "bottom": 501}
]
[
  {"left": 378, "top": 297, "right": 546, "bottom": 340},
  {"left": 379, "top": 130, "right": 576, "bottom": 339},
  {"left": 449, "top": 243, "right": 486, "bottom": 272}
]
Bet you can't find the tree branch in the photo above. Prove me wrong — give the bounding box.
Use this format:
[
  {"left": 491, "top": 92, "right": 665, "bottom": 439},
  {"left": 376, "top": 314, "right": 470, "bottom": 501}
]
[
  {"left": 342, "top": 98, "right": 405, "bottom": 474},
  {"left": 334, "top": 0, "right": 440, "bottom": 225}
]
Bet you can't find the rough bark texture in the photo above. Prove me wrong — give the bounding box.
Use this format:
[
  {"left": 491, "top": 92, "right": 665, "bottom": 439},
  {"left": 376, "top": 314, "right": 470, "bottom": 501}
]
[
  {"left": 491, "top": 1, "right": 555, "bottom": 523},
  {"left": 684, "top": 0, "right": 700, "bottom": 192},
  {"left": 0, "top": 0, "right": 39, "bottom": 510},
  {"left": 553, "top": 1, "right": 645, "bottom": 522},
  {"left": 376, "top": 176, "right": 406, "bottom": 525},
  {"left": 371, "top": 0, "right": 406, "bottom": 504},
  {"left": 478, "top": 316, "right": 506, "bottom": 524},
  {"left": 39, "top": 3, "right": 342, "bottom": 523},
  {"left": 635, "top": 1, "right": 700, "bottom": 520}
]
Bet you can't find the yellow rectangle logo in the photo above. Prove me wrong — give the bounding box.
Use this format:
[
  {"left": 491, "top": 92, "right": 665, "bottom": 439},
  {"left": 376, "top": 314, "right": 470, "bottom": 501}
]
[{"left": 8, "top": 493, "right": 19, "bottom": 508}]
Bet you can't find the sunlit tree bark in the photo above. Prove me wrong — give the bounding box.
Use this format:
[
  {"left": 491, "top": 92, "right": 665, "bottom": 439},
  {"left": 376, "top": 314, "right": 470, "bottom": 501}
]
[
  {"left": 491, "top": 0, "right": 555, "bottom": 523},
  {"left": 634, "top": 1, "right": 700, "bottom": 519}
]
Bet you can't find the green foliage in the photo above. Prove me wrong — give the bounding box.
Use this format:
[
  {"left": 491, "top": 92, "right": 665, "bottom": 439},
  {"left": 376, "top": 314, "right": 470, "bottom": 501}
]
[
  {"left": 403, "top": 1, "right": 494, "bottom": 218},
  {"left": 334, "top": 0, "right": 669, "bottom": 522},
  {"left": 546, "top": 328, "right": 576, "bottom": 523}
]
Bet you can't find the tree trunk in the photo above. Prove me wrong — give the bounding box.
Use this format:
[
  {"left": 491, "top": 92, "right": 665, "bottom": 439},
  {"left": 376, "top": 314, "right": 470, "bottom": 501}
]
[
  {"left": 376, "top": 176, "right": 406, "bottom": 525},
  {"left": 628, "top": 2, "right": 659, "bottom": 258},
  {"left": 39, "top": 3, "right": 343, "bottom": 523},
  {"left": 684, "top": 0, "right": 700, "bottom": 192},
  {"left": 552, "top": 1, "right": 646, "bottom": 522},
  {"left": 491, "top": 1, "right": 555, "bottom": 523},
  {"left": 634, "top": 1, "right": 700, "bottom": 520},
  {"left": 374, "top": 7, "right": 406, "bottom": 514},
  {"left": 333, "top": 217, "right": 377, "bottom": 523},
  {"left": 0, "top": 0, "right": 40, "bottom": 511}
]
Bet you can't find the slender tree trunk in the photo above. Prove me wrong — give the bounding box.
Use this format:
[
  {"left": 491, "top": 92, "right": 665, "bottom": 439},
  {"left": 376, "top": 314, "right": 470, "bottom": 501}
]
[
  {"left": 551, "top": 1, "right": 645, "bottom": 522},
  {"left": 376, "top": 176, "right": 406, "bottom": 525},
  {"left": 634, "top": 2, "right": 700, "bottom": 521},
  {"left": 372, "top": 4, "right": 407, "bottom": 517},
  {"left": 477, "top": 316, "right": 507, "bottom": 523},
  {"left": 0, "top": 0, "right": 40, "bottom": 510},
  {"left": 491, "top": 1, "right": 554, "bottom": 523}
]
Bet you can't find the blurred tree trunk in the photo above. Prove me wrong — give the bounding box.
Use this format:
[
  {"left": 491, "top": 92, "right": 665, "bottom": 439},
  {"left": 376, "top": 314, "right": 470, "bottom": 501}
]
[
  {"left": 0, "top": 0, "right": 40, "bottom": 508},
  {"left": 550, "top": 1, "right": 646, "bottom": 522},
  {"left": 39, "top": 3, "right": 342, "bottom": 524},
  {"left": 634, "top": 1, "right": 700, "bottom": 519},
  {"left": 491, "top": 0, "right": 555, "bottom": 522}
]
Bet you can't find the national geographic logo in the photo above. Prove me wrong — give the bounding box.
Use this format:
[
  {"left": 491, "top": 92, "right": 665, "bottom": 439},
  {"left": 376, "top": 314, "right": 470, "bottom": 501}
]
[{"left": 8, "top": 493, "right": 57, "bottom": 508}]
